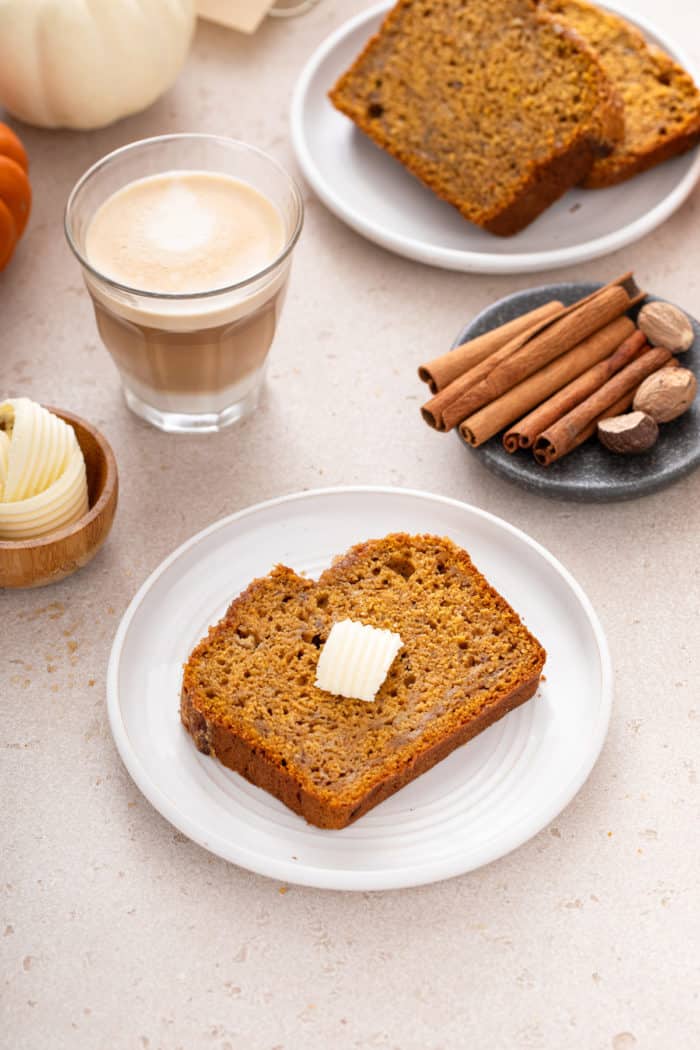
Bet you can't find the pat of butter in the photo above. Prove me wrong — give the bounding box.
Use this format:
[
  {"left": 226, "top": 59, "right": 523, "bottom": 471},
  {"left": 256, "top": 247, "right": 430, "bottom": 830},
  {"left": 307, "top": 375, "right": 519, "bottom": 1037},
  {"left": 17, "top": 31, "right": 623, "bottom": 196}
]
[
  {"left": 315, "top": 619, "right": 403, "bottom": 703},
  {"left": 0, "top": 398, "right": 89, "bottom": 540},
  {"left": 0, "top": 428, "right": 9, "bottom": 498}
]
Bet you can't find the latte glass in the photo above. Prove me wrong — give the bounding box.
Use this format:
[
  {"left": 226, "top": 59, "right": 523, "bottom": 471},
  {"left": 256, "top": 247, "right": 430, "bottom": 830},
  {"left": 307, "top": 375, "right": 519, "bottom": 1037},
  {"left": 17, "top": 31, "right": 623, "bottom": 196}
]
[{"left": 65, "top": 135, "right": 303, "bottom": 433}]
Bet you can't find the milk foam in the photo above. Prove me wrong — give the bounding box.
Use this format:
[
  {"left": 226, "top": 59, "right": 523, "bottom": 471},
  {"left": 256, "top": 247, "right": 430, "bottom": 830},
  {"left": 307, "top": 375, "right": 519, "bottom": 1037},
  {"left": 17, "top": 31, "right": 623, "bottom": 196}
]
[{"left": 85, "top": 171, "right": 286, "bottom": 295}]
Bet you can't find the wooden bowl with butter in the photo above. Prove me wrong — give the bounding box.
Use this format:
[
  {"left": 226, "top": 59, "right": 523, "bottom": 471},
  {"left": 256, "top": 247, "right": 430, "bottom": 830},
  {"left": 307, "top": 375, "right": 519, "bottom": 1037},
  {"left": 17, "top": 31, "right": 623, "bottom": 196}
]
[{"left": 0, "top": 407, "right": 118, "bottom": 588}]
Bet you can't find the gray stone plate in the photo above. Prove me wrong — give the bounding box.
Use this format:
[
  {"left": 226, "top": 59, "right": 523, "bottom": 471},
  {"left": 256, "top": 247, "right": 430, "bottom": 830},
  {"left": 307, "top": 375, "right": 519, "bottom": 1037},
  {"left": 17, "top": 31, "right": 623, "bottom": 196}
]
[{"left": 455, "top": 282, "right": 700, "bottom": 501}]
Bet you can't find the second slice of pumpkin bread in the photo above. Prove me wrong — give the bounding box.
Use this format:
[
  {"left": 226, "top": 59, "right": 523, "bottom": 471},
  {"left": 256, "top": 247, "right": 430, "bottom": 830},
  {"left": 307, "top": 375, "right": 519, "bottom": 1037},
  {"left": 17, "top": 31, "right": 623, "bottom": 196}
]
[
  {"left": 542, "top": 0, "right": 700, "bottom": 187},
  {"left": 181, "top": 534, "right": 546, "bottom": 829},
  {"left": 328, "top": 0, "right": 623, "bottom": 235}
]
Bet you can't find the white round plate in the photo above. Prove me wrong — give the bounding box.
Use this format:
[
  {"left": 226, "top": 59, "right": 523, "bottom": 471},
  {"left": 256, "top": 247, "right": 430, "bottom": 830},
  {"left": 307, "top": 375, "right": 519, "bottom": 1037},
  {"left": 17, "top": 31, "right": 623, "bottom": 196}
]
[
  {"left": 108, "top": 487, "right": 611, "bottom": 891},
  {"left": 290, "top": 1, "right": 700, "bottom": 273}
]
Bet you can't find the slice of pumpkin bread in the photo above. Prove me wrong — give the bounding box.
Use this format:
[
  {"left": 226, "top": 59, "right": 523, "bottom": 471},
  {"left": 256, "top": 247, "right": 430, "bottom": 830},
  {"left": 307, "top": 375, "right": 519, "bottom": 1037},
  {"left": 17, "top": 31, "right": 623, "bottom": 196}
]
[
  {"left": 542, "top": 0, "right": 700, "bottom": 187},
  {"left": 328, "top": 0, "right": 622, "bottom": 235},
  {"left": 181, "top": 534, "right": 546, "bottom": 829}
]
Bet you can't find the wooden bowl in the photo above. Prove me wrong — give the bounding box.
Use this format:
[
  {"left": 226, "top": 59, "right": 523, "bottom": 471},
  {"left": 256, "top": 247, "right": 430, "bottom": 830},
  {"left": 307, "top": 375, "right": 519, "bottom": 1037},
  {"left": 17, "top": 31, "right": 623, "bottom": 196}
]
[{"left": 0, "top": 407, "right": 118, "bottom": 588}]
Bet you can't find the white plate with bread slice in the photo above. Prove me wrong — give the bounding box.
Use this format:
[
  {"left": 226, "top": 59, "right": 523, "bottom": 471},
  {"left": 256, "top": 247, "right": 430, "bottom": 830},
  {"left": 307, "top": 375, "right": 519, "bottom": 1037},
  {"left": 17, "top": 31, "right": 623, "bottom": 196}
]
[
  {"left": 107, "top": 487, "right": 612, "bottom": 890},
  {"left": 290, "top": 0, "right": 700, "bottom": 273}
]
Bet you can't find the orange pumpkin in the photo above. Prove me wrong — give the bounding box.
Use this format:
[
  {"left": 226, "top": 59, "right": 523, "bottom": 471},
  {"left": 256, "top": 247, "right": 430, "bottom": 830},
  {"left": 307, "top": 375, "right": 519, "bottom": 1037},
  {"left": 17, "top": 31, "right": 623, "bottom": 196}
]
[{"left": 0, "top": 123, "right": 31, "bottom": 270}]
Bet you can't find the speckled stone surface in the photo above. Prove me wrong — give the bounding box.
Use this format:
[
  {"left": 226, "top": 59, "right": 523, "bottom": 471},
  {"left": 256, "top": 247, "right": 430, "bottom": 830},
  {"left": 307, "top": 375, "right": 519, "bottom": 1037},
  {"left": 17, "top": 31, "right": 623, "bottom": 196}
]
[
  {"left": 2, "top": 2, "right": 700, "bottom": 1049},
  {"left": 454, "top": 284, "right": 700, "bottom": 501}
]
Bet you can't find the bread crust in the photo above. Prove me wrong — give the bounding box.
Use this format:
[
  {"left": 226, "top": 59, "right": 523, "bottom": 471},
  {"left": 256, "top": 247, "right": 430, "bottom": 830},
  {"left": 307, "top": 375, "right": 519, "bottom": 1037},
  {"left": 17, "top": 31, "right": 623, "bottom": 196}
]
[
  {"left": 182, "top": 668, "right": 541, "bottom": 829},
  {"left": 482, "top": 136, "right": 601, "bottom": 235},
  {"left": 583, "top": 125, "right": 700, "bottom": 188}
]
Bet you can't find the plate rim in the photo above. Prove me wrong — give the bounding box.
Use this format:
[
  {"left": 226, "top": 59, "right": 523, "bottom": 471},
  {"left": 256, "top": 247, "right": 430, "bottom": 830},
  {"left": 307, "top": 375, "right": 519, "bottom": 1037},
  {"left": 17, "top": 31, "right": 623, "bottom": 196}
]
[
  {"left": 107, "top": 486, "right": 613, "bottom": 890},
  {"left": 290, "top": 0, "right": 700, "bottom": 274}
]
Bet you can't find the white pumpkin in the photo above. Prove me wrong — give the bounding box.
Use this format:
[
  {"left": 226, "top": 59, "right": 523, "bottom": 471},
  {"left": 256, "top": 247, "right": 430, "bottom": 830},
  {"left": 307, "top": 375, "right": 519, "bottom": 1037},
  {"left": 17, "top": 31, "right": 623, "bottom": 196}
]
[{"left": 0, "top": 0, "right": 195, "bottom": 130}]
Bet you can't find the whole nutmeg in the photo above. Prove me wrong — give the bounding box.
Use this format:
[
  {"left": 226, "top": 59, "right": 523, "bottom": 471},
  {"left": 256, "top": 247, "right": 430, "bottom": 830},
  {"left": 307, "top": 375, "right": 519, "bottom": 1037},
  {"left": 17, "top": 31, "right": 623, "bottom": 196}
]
[
  {"left": 637, "top": 302, "right": 694, "bottom": 353},
  {"left": 597, "top": 411, "right": 659, "bottom": 454},
  {"left": 632, "top": 366, "right": 697, "bottom": 423}
]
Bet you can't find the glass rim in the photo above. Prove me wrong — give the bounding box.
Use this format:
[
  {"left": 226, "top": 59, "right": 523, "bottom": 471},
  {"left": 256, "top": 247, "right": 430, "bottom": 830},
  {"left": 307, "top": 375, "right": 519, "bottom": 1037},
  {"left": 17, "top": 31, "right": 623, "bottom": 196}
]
[{"left": 64, "top": 133, "right": 304, "bottom": 302}]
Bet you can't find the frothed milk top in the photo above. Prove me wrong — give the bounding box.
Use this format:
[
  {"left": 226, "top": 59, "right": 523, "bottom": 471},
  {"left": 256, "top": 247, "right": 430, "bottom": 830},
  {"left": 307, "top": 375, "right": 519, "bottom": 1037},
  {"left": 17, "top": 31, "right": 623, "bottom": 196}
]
[{"left": 85, "top": 171, "right": 286, "bottom": 294}]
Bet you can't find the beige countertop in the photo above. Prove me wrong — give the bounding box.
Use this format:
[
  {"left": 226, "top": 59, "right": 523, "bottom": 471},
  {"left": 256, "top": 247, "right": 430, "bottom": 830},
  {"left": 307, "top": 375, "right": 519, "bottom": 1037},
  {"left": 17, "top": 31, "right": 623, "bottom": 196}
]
[{"left": 2, "top": 2, "right": 699, "bottom": 1047}]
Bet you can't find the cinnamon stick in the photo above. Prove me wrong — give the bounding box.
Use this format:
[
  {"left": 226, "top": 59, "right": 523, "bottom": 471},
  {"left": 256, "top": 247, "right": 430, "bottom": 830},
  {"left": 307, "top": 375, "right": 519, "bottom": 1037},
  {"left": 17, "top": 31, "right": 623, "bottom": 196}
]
[
  {"left": 418, "top": 300, "right": 564, "bottom": 393},
  {"left": 584, "top": 360, "right": 680, "bottom": 447},
  {"left": 532, "top": 347, "right": 673, "bottom": 466},
  {"left": 422, "top": 274, "right": 644, "bottom": 432},
  {"left": 459, "top": 316, "right": 636, "bottom": 447},
  {"left": 503, "top": 327, "right": 647, "bottom": 452}
]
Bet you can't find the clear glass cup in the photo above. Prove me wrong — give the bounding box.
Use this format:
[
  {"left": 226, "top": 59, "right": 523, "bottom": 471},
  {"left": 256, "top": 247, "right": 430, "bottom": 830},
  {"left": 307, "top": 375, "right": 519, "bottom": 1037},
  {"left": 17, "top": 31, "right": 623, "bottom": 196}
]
[
  {"left": 269, "top": 0, "right": 321, "bottom": 16},
  {"left": 65, "top": 134, "right": 303, "bottom": 433}
]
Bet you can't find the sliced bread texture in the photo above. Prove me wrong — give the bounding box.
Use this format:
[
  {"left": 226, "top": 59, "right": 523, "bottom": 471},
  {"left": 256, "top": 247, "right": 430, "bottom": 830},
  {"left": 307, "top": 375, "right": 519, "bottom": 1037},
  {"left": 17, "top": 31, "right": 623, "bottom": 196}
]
[
  {"left": 543, "top": 0, "right": 700, "bottom": 187},
  {"left": 328, "top": 0, "right": 623, "bottom": 235},
  {"left": 181, "top": 534, "right": 546, "bottom": 829}
]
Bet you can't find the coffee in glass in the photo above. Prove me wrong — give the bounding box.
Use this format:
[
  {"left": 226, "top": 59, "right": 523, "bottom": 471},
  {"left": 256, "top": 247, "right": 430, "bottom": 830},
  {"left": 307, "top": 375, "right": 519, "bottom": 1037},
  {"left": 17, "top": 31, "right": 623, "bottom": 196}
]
[{"left": 65, "top": 135, "right": 303, "bottom": 433}]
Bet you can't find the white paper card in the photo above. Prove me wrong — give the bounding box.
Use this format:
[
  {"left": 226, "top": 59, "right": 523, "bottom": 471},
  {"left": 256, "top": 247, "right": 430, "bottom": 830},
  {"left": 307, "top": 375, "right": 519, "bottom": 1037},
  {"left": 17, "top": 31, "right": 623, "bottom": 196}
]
[{"left": 196, "top": 0, "right": 275, "bottom": 34}]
